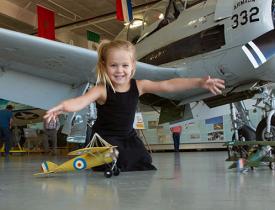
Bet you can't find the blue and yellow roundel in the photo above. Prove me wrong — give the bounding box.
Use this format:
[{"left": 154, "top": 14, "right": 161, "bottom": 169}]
[{"left": 73, "top": 158, "right": 87, "bottom": 170}]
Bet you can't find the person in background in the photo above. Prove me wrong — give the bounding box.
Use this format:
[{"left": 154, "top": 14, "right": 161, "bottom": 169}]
[
  {"left": 0, "top": 105, "right": 13, "bottom": 157},
  {"left": 170, "top": 125, "right": 182, "bottom": 152},
  {"left": 43, "top": 116, "right": 60, "bottom": 155}
]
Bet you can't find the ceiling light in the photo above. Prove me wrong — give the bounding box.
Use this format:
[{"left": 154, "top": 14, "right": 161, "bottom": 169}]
[
  {"left": 129, "top": 20, "right": 143, "bottom": 28},
  {"left": 159, "top": 13, "right": 164, "bottom": 20}
]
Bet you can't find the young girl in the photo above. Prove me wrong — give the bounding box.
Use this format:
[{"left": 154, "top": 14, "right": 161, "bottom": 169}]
[{"left": 44, "top": 40, "right": 225, "bottom": 171}]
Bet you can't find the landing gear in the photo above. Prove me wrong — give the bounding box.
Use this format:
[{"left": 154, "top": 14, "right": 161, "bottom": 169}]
[
  {"left": 230, "top": 84, "right": 275, "bottom": 143},
  {"left": 113, "top": 166, "right": 120, "bottom": 176},
  {"left": 252, "top": 85, "right": 275, "bottom": 142},
  {"left": 230, "top": 102, "right": 256, "bottom": 142},
  {"left": 104, "top": 169, "right": 113, "bottom": 178},
  {"left": 232, "top": 125, "right": 256, "bottom": 141},
  {"left": 256, "top": 116, "right": 275, "bottom": 141},
  {"left": 228, "top": 102, "right": 256, "bottom": 160},
  {"left": 227, "top": 86, "right": 275, "bottom": 170},
  {"left": 104, "top": 160, "right": 120, "bottom": 178},
  {"left": 269, "top": 162, "right": 275, "bottom": 170}
]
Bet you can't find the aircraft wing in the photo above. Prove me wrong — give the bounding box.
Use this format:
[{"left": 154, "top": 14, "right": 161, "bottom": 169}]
[
  {"left": 0, "top": 28, "right": 211, "bottom": 111},
  {"left": 135, "top": 62, "right": 180, "bottom": 81},
  {"left": 67, "top": 146, "right": 111, "bottom": 156},
  {"left": 224, "top": 141, "right": 275, "bottom": 147},
  {"left": 0, "top": 28, "right": 97, "bottom": 110}
]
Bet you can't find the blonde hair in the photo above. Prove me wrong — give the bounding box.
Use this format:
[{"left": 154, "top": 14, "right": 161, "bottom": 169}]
[{"left": 96, "top": 39, "right": 136, "bottom": 91}]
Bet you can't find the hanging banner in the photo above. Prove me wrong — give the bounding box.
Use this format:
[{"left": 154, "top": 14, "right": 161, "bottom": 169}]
[{"left": 37, "top": 5, "right": 55, "bottom": 40}]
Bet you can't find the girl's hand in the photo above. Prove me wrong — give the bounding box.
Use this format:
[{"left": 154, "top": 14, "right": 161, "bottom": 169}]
[
  {"left": 201, "top": 76, "right": 225, "bottom": 95},
  {"left": 43, "top": 104, "right": 64, "bottom": 124}
]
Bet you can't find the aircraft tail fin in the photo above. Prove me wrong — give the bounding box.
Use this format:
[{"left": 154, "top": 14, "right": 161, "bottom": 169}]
[{"left": 40, "top": 161, "right": 58, "bottom": 173}]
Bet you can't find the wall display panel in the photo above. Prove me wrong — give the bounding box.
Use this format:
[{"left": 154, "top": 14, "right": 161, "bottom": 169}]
[{"left": 141, "top": 99, "right": 263, "bottom": 145}]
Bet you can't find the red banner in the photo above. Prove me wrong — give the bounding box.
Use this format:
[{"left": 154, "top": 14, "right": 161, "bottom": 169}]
[
  {"left": 116, "top": 0, "right": 124, "bottom": 21},
  {"left": 37, "top": 5, "right": 55, "bottom": 40}
]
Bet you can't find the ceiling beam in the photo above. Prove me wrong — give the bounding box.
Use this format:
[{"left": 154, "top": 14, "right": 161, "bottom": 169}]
[
  {"left": 0, "top": 0, "right": 88, "bottom": 47},
  {"left": 1, "top": 0, "right": 161, "bottom": 47},
  {"left": 0, "top": 0, "right": 36, "bottom": 27},
  {"left": 54, "top": 0, "right": 162, "bottom": 32}
]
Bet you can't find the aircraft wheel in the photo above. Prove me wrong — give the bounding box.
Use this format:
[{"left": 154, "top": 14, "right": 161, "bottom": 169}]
[
  {"left": 104, "top": 169, "right": 113, "bottom": 178},
  {"left": 113, "top": 166, "right": 120, "bottom": 176},
  {"left": 256, "top": 116, "right": 275, "bottom": 141},
  {"left": 232, "top": 125, "right": 256, "bottom": 141}
]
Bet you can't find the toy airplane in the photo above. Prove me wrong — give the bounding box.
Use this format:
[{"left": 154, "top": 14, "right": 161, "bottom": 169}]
[
  {"left": 34, "top": 133, "right": 119, "bottom": 178},
  {"left": 225, "top": 141, "right": 275, "bottom": 170}
]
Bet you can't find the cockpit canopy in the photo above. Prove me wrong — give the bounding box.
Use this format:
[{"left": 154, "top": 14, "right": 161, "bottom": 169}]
[{"left": 115, "top": 0, "right": 207, "bottom": 44}]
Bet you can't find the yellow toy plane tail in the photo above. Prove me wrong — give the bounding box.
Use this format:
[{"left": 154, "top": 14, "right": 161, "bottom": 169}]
[
  {"left": 33, "top": 161, "right": 58, "bottom": 175},
  {"left": 41, "top": 161, "right": 58, "bottom": 173},
  {"left": 34, "top": 161, "right": 59, "bottom": 176}
]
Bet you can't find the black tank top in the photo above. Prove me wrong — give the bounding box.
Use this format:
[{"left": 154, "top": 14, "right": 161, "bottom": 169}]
[{"left": 93, "top": 79, "right": 139, "bottom": 136}]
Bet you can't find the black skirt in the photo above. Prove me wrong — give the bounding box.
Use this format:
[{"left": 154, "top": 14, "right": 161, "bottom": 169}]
[{"left": 88, "top": 129, "right": 157, "bottom": 172}]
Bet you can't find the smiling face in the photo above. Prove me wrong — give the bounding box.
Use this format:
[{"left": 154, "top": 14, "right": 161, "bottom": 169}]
[
  {"left": 95, "top": 40, "right": 136, "bottom": 91},
  {"left": 105, "top": 48, "right": 135, "bottom": 89}
]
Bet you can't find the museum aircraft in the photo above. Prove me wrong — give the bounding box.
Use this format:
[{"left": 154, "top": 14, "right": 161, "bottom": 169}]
[
  {"left": 0, "top": 0, "right": 275, "bottom": 141},
  {"left": 34, "top": 133, "right": 120, "bottom": 178}
]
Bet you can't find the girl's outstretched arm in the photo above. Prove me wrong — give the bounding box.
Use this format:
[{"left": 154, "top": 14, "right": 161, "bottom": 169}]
[
  {"left": 200, "top": 76, "right": 225, "bottom": 95},
  {"left": 44, "top": 85, "right": 105, "bottom": 123},
  {"left": 137, "top": 76, "right": 225, "bottom": 95}
]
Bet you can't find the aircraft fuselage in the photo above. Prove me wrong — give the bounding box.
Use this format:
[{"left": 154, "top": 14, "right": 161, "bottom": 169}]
[{"left": 135, "top": 0, "right": 275, "bottom": 89}]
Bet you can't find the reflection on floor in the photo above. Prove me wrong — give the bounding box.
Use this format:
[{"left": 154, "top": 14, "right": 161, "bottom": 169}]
[{"left": 1, "top": 151, "right": 275, "bottom": 210}]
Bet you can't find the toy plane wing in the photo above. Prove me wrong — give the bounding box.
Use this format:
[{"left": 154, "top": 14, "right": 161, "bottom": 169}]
[
  {"left": 261, "top": 156, "right": 275, "bottom": 162},
  {"left": 224, "top": 141, "right": 275, "bottom": 147},
  {"left": 67, "top": 146, "right": 115, "bottom": 156},
  {"left": 245, "top": 161, "right": 261, "bottom": 168},
  {"left": 34, "top": 171, "right": 55, "bottom": 176},
  {"left": 228, "top": 160, "right": 260, "bottom": 169}
]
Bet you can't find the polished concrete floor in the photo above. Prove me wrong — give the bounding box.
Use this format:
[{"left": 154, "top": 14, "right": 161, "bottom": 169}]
[{"left": 1, "top": 151, "right": 275, "bottom": 210}]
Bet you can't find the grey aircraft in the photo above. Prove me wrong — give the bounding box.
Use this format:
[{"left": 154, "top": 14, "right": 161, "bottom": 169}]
[{"left": 0, "top": 0, "right": 275, "bottom": 142}]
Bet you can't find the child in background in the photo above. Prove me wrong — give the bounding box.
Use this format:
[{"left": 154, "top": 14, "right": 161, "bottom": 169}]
[{"left": 44, "top": 40, "right": 225, "bottom": 171}]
